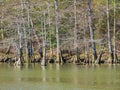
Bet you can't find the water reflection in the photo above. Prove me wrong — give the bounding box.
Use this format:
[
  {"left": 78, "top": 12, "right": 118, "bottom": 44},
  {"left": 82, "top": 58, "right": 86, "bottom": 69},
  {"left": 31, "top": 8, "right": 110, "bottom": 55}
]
[
  {"left": 0, "top": 63, "right": 120, "bottom": 90},
  {"left": 55, "top": 63, "right": 60, "bottom": 82},
  {"left": 41, "top": 66, "right": 46, "bottom": 82},
  {"left": 26, "top": 63, "right": 33, "bottom": 69}
]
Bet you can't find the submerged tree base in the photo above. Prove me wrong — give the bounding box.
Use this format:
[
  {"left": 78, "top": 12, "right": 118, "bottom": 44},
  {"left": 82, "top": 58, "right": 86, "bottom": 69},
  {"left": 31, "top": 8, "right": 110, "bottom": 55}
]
[{"left": 0, "top": 51, "right": 120, "bottom": 66}]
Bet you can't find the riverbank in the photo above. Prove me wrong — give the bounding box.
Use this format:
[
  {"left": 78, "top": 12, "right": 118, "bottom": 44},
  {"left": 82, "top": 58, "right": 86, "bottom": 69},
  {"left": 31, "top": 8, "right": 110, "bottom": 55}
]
[{"left": 0, "top": 51, "right": 120, "bottom": 65}]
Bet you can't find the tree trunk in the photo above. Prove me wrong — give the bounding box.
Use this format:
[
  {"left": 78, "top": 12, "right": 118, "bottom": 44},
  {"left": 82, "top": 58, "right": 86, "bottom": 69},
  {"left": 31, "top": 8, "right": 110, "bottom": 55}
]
[
  {"left": 41, "top": 11, "right": 47, "bottom": 66},
  {"left": 88, "top": 0, "right": 97, "bottom": 62},
  {"left": 73, "top": 0, "right": 79, "bottom": 63},
  {"left": 113, "top": 0, "right": 118, "bottom": 63},
  {"left": 27, "top": 0, "right": 31, "bottom": 63},
  {"left": 83, "top": 14, "right": 89, "bottom": 63},
  {"left": 107, "top": 0, "right": 114, "bottom": 63},
  {"left": 74, "top": 0, "right": 77, "bottom": 49},
  {"left": 27, "top": 0, "right": 33, "bottom": 63},
  {"left": 96, "top": 50, "right": 103, "bottom": 64},
  {"left": 17, "top": 22, "right": 24, "bottom": 66},
  {"left": 20, "top": 0, "right": 28, "bottom": 61},
  {"left": 55, "top": 0, "right": 61, "bottom": 63},
  {"left": 39, "top": 17, "right": 44, "bottom": 60},
  {"left": 1, "top": 1, "right": 4, "bottom": 41},
  {"left": 48, "top": 1, "right": 53, "bottom": 60}
]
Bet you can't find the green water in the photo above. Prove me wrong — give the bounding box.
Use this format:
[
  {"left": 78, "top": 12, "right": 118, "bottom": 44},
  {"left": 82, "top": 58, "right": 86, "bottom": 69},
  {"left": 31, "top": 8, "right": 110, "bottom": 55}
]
[{"left": 0, "top": 63, "right": 120, "bottom": 90}]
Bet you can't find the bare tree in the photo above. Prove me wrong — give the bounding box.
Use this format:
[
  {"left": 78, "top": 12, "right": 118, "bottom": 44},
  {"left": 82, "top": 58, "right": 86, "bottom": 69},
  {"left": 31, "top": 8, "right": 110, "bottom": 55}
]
[
  {"left": 1, "top": 0, "right": 4, "bottom": 40},
  {"left": 0, "top": 0, "right": 5, "bottom": 49},
  {"left": 16, "top": 22, "right": 24, "bottom": 66},
  {"left": 13, "top": 2, "right": 24, "bottom": 66},
  {"left": 26, "top": 0, "right": 34, "bottom": 63},
  {"left": 41, "top": 10, "right": 47, "bottom": 66},
  {"left": 83, "top": 13, "right": 89, "bottom": 63},
  {"left": 54, "top": 0, "right": 61, "bottom": 63},
  {"left": 74, "top": 0, "right": 77, "bottom": 48},
  {"left": 20, "top": 0, "right": 28, "bottom": 61},
  {"left": 87, "top": 0, "right": 97, "bottom": 62},
  {"left": 73, "top": 0, "right": 79, "bottom": 63},
  {"left": 113, "top": 0, "right": 118, "bottom": 63},
  {"left": 107, "top": 0, "right": 114, "bottom": 63},
  {"left": 48, "top": 0, "right": 53, "bottom": 61}
]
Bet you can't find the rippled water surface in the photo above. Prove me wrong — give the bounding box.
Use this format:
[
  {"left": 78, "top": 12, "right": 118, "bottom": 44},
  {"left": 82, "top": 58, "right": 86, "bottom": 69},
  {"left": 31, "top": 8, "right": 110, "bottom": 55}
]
[{"left": 0, "top": 63, "right": 120, "bottom": 90}]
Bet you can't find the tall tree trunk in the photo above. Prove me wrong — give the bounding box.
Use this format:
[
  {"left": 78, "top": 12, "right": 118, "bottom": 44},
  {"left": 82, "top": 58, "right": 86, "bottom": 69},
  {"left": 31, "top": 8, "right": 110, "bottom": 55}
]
[
  {"left": 27, "top": 0, "right": 31, "bottom": 63},
  {"left": 1, "top": 1, "right": 4, "bottom": 48},
  {"left": 74, "top": 0, "right": 77, "bottom": 49},
  {"left": 13, "top": 1, "right": 24, "bottom": 66},
  {"left": 48, "top": 1, "right": 53, "bottom": 60},
  {"left": 27, "top": 0, "right": 33, "bottom": 63},
  {"left": 55, "top": 0, "right": 61, "bottom": 63},
  {"left": 83, "top": 14, "right": 89, "bottom": 63},
  {"left": 73, "top": 0, "right": 79, "bottom": 63},
  {"left": 1, "top": 1, "right": 4, "bottom": 39},
  {"left": 107, "top": 0, "right": 114, "bottom": 63},
  {"left": 20, "top": 0, "right": 28, "bottom": 61},
  {"left": 88, "top": 0, "right": 97, "bottom": 62},
  {"left": 113, "top": 0, "right": 118, "bottom": 63},
  {"left": 39, "top": 17, "right": 44, "bottom": 59},
  {"left": 41, "top": 11, "right": 47, "bottom": 66},
  {"left": 17, "top": 22, "right": 24, "bottom": 66}
]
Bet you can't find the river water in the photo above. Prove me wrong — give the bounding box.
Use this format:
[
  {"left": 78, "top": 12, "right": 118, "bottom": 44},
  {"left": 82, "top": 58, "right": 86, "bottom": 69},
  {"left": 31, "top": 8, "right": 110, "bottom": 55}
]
[{"left": 0, "top": 63, "right": 120, "bottom": 90}]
